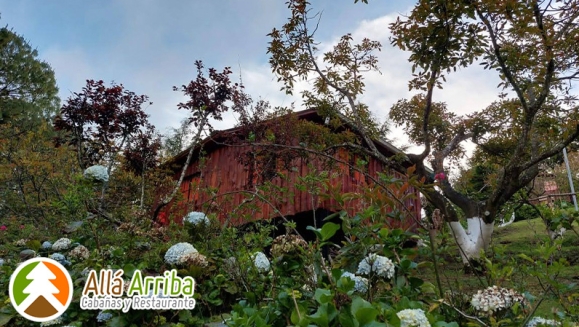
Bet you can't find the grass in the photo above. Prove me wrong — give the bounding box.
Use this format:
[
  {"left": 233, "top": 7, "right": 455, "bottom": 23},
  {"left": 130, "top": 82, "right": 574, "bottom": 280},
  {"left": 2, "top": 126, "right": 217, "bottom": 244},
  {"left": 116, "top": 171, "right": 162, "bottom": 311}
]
[{"left": 415, "top": 218, "right": 579, "bottom": 317}]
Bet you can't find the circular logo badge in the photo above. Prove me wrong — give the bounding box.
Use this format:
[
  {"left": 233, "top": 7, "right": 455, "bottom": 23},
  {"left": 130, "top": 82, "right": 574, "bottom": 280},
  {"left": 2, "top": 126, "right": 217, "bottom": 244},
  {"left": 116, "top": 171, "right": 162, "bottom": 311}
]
[{"left": 9, "top": 257, "right": 73, "bottom": 322}]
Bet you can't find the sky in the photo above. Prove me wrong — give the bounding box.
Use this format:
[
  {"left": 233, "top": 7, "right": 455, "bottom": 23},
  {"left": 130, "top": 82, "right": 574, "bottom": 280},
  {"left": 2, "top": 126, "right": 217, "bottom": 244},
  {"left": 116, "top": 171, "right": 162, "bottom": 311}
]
[{"left": 0, "top": 0, "right": 503, "bottom": 151}]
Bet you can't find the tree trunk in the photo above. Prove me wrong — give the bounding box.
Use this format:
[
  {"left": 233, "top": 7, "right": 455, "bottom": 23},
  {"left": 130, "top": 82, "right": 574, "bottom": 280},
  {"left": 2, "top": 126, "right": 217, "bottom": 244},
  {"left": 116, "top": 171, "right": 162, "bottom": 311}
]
[
  {"left": 153, "top": 113, "right": 208, "bottom": 220},
  {"left": 448, "top": 217, "right": 494, "bottom": 264}
]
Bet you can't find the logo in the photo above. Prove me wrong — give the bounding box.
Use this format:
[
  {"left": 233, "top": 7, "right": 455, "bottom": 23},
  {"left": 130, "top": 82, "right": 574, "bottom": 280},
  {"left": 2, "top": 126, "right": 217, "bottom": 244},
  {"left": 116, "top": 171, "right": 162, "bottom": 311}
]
[
  {"left": 9, "top": 257, "right": 73, "bottom": 322},
  {"left": 80, "top": 269, "right": 196, "bottom": 312}
]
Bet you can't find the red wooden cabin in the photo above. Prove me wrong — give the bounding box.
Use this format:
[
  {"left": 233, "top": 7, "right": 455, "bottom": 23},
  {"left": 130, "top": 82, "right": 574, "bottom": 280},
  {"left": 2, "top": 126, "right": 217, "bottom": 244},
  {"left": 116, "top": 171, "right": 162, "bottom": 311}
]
[{"left": 164, "top": 109, "right": 422, "bottom": 231}]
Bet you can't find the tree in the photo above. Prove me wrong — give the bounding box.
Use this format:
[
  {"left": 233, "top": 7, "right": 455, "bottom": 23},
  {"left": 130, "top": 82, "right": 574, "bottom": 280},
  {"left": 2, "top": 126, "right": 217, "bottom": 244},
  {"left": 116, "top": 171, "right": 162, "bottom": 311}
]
[
  {"left": 268, "top": 0, "right": 579, "bottom": 264},
  {"left": 153, "top": 60, "right": 245, "bottom": 219},
  {"left": 54, "top": 80, "right": 152, "bottom": 170},
  {"left": 0, "top": 25, "right": 59, "bottom": 131},
  {"left": 54, "top": 80, "right": 156, "bottom": 214},
  {"left": 160, "top": 117, "right": 192, "bottom": 159},
  {"left": 122, "top": 124, "right": 161, "bottom": 209}
]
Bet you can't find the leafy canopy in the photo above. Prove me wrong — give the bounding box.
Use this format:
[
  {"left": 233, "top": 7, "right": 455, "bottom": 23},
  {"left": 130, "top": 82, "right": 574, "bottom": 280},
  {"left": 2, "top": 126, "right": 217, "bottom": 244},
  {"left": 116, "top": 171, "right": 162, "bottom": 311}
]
[{"left": 0, "top": 25, "right": 59, "bottom": 129}]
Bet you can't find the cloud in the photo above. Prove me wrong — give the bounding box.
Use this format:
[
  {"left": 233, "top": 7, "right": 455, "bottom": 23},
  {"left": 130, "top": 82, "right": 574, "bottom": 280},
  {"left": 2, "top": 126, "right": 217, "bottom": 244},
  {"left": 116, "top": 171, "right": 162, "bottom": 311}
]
[{"left": 37, "top": 1, "right": 502, "bottom": 158}]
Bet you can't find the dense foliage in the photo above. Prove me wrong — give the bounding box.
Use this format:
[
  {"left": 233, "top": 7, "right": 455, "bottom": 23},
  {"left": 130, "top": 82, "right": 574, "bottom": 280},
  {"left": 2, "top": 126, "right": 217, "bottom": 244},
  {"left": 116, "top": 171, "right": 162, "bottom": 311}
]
[{"left": 1, "top": 4, "right": 579, "bottom": 327}]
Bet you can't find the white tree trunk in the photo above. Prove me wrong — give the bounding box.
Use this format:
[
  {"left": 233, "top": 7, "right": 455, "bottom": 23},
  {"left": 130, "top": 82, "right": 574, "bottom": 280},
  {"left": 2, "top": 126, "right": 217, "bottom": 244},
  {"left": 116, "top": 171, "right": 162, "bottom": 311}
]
[{"left": 448, "top": 217, "right": 494, "bottom": 264}]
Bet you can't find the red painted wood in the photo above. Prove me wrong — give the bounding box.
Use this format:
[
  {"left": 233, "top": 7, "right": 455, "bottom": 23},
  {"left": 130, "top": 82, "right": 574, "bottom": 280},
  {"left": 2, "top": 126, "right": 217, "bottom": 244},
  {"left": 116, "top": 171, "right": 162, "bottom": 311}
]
[{"left": 168, "top": 143, "right": 421, "bottom": 231}]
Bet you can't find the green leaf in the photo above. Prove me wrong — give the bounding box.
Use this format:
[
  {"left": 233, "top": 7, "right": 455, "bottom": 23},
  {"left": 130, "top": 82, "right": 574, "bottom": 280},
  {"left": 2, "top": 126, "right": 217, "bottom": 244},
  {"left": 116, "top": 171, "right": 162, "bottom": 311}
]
[
  {"left": 314, "top": 288, "right": 333, "bottom": 304},
  {"left": 518, "top": 253, "right": 535, "bottom": 264},
  {"left": 351, "top": 297, "right": 379, "bottom": 326},
  {"left": 123, "top": 263, "right": 137, "bottom": 278},
  {"left": 338, "top": 310, "right": 357, "bottom": 327},
  {"left": 0, "top": 314, "right": 13, "bottom": 327},
  {"left": 320, "top": 222, "right": 340, "bottom": 241},
  {"left": 308, "top": 303, "right": 338, "bottom": 327},
  {"left": 306, "top": 226, "right": 323, "bottom": 240},
  {"left": 290, "top": 303, "right": 309, "bottom": 326}
]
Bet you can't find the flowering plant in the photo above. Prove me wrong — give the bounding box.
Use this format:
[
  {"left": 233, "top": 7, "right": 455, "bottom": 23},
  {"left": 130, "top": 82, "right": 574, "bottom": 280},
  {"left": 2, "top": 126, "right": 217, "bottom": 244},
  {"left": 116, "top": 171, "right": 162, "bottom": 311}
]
[
  {"left": 397, "top": 308, "right": 431, "bottom": 327},
  {"left": 356, "top": 253, "right": 395, "bottom": 279},
  {"left": 471, "top": 285, "right": 526, "bottom": 315}
]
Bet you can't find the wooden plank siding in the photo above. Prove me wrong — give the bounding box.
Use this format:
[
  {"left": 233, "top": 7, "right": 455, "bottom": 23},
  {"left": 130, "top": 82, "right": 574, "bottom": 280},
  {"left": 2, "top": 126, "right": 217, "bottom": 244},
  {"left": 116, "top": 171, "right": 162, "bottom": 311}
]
[{"left": 167, "top": 144, "right": 421, "bottom": 231}]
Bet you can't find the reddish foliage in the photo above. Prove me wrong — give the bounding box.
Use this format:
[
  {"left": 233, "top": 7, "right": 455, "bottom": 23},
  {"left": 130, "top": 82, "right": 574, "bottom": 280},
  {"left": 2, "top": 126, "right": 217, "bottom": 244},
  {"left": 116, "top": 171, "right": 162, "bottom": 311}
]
[{"left": 54, "top": 80, "right": 154, "bottom": 169}]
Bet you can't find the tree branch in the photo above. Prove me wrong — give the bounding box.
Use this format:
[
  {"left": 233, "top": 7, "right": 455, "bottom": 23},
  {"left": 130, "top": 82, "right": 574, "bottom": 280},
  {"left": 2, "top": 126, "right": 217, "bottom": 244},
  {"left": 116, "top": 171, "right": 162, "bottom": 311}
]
[{"left": 471, "top": 2, "right": 529, "bottom": 112}]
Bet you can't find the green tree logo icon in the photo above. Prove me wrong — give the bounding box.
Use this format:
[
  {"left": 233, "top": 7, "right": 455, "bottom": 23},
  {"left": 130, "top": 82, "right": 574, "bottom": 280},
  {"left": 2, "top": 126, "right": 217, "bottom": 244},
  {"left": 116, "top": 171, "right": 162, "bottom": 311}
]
[{"left": 9, "top": 257, "right": 73, "bottom": 322}]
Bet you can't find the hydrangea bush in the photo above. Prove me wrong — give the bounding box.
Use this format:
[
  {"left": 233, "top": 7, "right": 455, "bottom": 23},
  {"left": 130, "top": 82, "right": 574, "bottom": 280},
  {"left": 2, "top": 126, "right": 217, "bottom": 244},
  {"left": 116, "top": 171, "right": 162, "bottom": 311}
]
[
  {"left": 0, "top": 172, "right": 578, "bottom": 327},
  {"left": 183, "top": 211, "right": 210, "bottom": 226},
  {"left": 470, "top": 286, "right": 526, "bottom": 315},
  {"left": 52, "top": 237, "right": 71, "bottom": 251},
  {"left": 356, "top": 253, "right": 395, "bottom": 279},
  {"left": 341, "top": 271, "right": 369, "bottom": 293},
  {"left": 83, "top": 165, "right": 109, "bottom": 182},
  {"left": 251, "top": 251, "right": 271, "bottom": 273},
  {"left": 397, "top": 308, "right": 431, "bottom": 327},
  {"left": 164, "top": 242, "right": 198, "bottom": 265}
]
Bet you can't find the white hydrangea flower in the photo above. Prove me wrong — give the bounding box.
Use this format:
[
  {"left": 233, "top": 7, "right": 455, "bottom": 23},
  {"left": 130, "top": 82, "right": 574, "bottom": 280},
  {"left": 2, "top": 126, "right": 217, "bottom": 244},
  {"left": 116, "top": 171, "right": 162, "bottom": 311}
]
[
  {"left": 184, "top": 211, "right": 210, "bottom": 226},
  {"left": 84, "top": 165, "right": 109, "bottom": 182},
  {"left": 40, "top": 317, "right": 63, "bottom": 326},
  {"left": 69, "top": 245, "right": 90, "bottom": 260},
  {"left": 0, "top": 258, "right": 4, "bottom": 266},
  {"left": 96, "top": 311, "right": 113, "bottom": 322},
  {"left": 164, "top": 242, "right": 198, "bottom": 265},
  {"left": 397, "top": 309, "right": 431, "bottom": 327},
  {"left": 52, "top": 238, "right": 71, "bottom": 251},
  {"left": 341, "top": 272, "right": 369, "bottom": 293},
  {"left": 526, "top": 316, "right": 560, "bottom": 327},
  {"left": 251, "top": 251, "right": 270, "bottom": 273},
  {"left": 357, "top": 253, "right": 395, "bottom": 279},
  {"left": 471, "top": 286, "right": 525, "bottom": 315}
]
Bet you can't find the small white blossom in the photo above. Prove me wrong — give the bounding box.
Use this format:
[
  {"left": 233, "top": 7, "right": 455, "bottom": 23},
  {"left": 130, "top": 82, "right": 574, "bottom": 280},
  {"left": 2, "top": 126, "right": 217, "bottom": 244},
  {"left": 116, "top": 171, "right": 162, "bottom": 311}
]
[
  {"left": 42, "top": 241, "right": 52, "bottom": 249},
  {"left": 251, "top": 251, "right": 270, "bottom": 273},
  {"left": 40, "top": 317, "right": 63, "bottom": 326},
  {"left": 0, "top": 258, "right": 4, "bottom": 266},
  {"left": 397, "top": 309, "right": 431, "bottom": 327},
  {"left": 357, "top": 253, "right": 395, "bottom": 279},
  {"left": 84, "top": 165, "right": 109, "bottom": 182},
  {"left": 69, "top": 245, "right": 90, "bottom": 260},
  {"left": 471, "top": 286, "right": 525, "bottom": 315},
  {"left": 526, "top": 316, "right": 560, "bottom": 327},
  {"left": 184, "top": 211, "right": 210, "bottom": 226},
  {"left": 96, "top": 311, "right": 113, "bottom": 322},
  {"left": 52, "top": 238, "right": 71, "bottom": 251},
  {"left": 164, "top": 242, "right": 198, "bottom": 265},
  {"left": 341, "top": 272, "right": 369, "bottom": 293},
  {"left": 14, "top": 239, "right": 28, "bottom": 246}
]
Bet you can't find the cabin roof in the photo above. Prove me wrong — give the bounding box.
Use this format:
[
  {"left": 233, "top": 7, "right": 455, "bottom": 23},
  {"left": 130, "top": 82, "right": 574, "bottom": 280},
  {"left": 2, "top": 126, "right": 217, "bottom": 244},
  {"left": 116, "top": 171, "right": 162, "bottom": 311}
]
[{"left": 168, "top": 108, "right": 409, "bottom": 168}]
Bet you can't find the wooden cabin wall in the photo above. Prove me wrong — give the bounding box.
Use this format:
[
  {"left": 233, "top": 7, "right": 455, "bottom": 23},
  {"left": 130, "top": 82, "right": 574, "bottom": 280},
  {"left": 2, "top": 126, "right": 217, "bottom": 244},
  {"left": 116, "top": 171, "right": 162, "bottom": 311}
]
[{"left": 169, "top": 146, "right": 421, "bottom": 230}]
